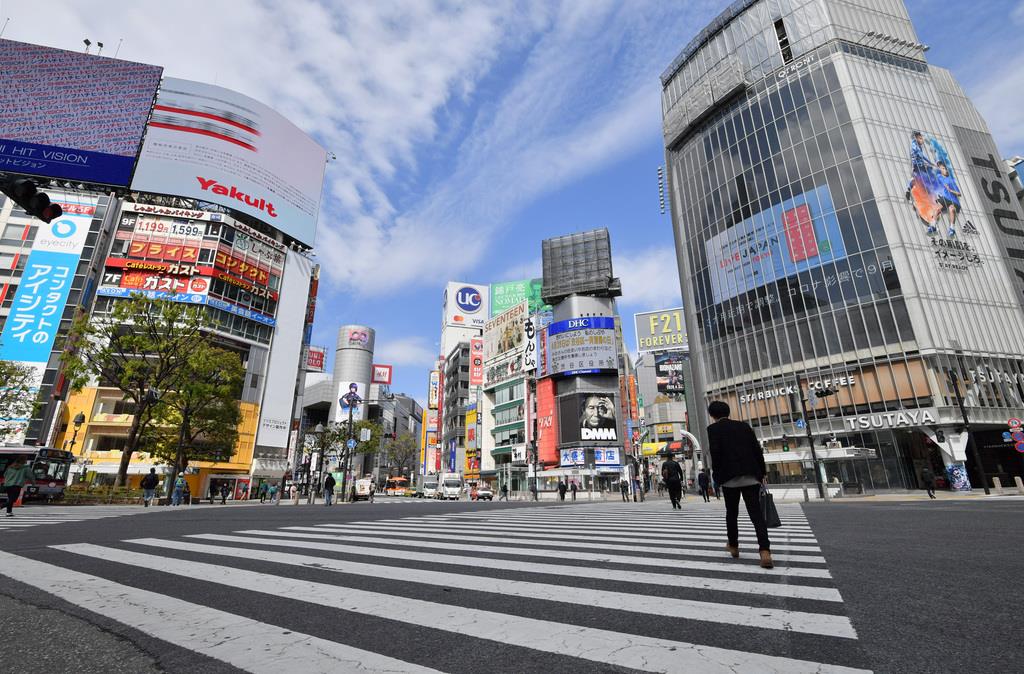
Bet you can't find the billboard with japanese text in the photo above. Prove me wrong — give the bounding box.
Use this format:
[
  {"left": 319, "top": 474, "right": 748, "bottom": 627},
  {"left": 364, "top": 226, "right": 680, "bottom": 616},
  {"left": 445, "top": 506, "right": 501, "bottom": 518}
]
[
  {"left": 543, "top": 316, "right": 618, "bottom": 377},
  {"left": 0, "top": 39, "right": 162, "bottom": 185}
]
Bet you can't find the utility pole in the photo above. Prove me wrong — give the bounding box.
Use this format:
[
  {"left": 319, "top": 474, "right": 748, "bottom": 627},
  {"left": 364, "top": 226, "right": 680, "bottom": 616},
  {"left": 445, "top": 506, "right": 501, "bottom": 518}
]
[
  {"left": 948, "top": 363, "right": 990, "bottom": 494},
  {"left": 797, "top": 384, "right": 836, "bottom": 500}
]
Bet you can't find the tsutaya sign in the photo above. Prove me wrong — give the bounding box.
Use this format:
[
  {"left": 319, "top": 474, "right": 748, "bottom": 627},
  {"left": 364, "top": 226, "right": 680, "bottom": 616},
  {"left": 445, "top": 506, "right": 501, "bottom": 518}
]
[
  {"left": 845, "top": 408, "right": 937, "bottom": 431},
  {"left": 740, "top": 375, "right": 856, "bottom": 404}
]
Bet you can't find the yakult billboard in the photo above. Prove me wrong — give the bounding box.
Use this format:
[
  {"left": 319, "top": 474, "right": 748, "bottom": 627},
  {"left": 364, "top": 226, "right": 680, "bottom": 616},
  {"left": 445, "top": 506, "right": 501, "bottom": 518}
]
[{"left": 131, "top": 78, "right": 327, "bottom": 246}]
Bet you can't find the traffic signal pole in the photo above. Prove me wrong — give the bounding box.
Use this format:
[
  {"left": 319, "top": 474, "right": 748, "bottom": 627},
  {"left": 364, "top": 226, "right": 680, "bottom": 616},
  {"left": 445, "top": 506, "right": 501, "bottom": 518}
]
[{"left": 798, "top": 387, "right": 827, "bottom": 500}]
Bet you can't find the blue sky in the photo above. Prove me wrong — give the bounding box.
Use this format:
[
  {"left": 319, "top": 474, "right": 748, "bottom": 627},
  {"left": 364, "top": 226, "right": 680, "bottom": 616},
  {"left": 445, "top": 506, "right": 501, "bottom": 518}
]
[{"left": 5, "top": 0, "right": 1024, "bottom": 406}]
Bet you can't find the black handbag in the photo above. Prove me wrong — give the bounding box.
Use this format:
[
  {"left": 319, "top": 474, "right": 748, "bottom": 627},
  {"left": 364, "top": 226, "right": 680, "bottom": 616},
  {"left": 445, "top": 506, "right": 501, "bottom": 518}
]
[{"left": 760, "top": 486, "right": 782, "bottom": 528}]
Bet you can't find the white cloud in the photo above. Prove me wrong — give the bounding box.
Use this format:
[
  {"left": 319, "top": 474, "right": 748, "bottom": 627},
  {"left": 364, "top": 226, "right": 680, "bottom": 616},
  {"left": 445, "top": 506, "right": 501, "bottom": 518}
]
[
  {"left": 614, "top": 245, "right": 683, "bottom": 311},
  {"left": 968, "top": 55, "right": 1024, "bottom": 156},
  {"left": 373, "top": 336, "right": 438, "bottom": 369}
]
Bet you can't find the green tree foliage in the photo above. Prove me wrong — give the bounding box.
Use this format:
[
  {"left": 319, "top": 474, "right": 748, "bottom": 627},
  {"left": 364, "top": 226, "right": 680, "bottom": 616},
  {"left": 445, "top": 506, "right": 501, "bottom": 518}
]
[
  {"left": 61, "top": 296, "right": 209, "bottom": 486},
  {"left": 382, "top": 432, "right": 419, "bottom": 476},
  {"left": 352, "top": 419, "right": 383, "bottom": 454},
  {"left": 149, "top": 343, "right": 244, "bottom": 495},
  {"left": 0, "top": 359, "right": 39, "bottom": 443}
]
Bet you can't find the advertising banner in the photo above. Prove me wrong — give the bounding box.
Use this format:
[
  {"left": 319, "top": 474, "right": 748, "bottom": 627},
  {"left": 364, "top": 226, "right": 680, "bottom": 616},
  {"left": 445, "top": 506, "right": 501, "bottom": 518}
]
[
  {"left": 371, "top": 364, "right": 393, "bottom": 385},
  {"left": 465, "top": 405, "right": 477, "bottom": 450},
  {"left": 705, "top": 184, "right": 847, "bottom": 304},
  {"left": 483, "top": 300, "right": 528, "bottom": 362},
  {"left": 0, "top": 195, "right": 97, "bottom": 442},
  {"left": 559, "top": 393, "right": 618, "bottom": 443},
  {"left": 306, "top": 346, "right": 327, "bottom": 372},
  {"left": 419, "top": 410, "right": 429, "bottom": 474},
  {"left": 255, "top": 249, "right": 311, "bottom": 448},
  {"left": 634, "top": 307, "right": 687, "bottom": 353},
  {"left": 0, "top": 39, "right": 162, "bottom": 185},
  {"left": 535, "top": 379, "right": 558, "bottom": 465},
  {"left": 447, "top": 438, "right": 457, "bottom": 474},
  {"left": 484, "top": 353, "right": 524, "bottom": 389},
  {"left": 443, "top": 281, "right": 489, "bottom": 328},
  {"left": 428, "top": 370, "right": 440, "bottom": 409},
  {"left": 334, "top": 381, "right": 366, "bottom": 424},
  {"left": 131, "top": 78, "right": 327, "bottom": 245},
  {"left": 655, "top": 351, "right": 687, "bottom": 401},
  {"left": 560, "top": 448, "right": 586, "bottom": 467},
  {"left": 469, "top": 338, "right": 484, "bottom": 386},
  {"left": 490, "top": 278, "right": 548, "bottom": 317},
  {"left": 545, "top": 316, "right": 618, "bottom": 376},
  {"left": 522, "top": 314, "right": 538, "bottom": 373},
  {"left": 594, "top": 448, "right": 621, "bottom": 466}
]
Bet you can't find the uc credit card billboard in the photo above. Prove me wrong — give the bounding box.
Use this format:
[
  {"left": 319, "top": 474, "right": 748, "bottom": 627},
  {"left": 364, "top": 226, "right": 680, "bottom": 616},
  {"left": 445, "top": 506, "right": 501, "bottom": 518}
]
[
  {"left": 0, "top": 39, "right": 162, "bottom": 185},
  {"left": 131, "top": 78, "right": 327, "bottom": 246}
]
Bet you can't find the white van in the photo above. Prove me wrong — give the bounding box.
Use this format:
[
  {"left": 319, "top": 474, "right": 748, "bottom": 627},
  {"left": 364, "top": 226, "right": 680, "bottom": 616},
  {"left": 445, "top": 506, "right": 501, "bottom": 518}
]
[
  {"left": 420, "top": 478, "right": 439, "bottom": 499},
  {"left": 438, "top": 475, "right": 462, "bottom": 500},
  {"left": 353, "top": 478, "right": 374, "bottom": 501}
]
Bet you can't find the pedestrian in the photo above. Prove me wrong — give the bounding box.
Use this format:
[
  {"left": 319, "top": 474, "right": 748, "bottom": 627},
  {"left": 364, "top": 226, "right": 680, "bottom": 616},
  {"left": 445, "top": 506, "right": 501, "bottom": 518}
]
[
  {"left": 707, "top": 400, "right": 773, "bottom": 569},
  {"left": 171, "top": 473, "right": 186, "bottom": 507},
  {"left": 557, "top": 480, "right": 567, "bottom": 501},
  {"left": 140, "top": 468, "right": 159, "bottom": 507},
  {"left": 268, "top": 483, "right": 278, "bottom": 504},
  {"left": 570, "top": 481, "right": 577, "bottom": 502},
  {"left": 500, "top": 483, "right": 509, "bottom": 501},
  {"left": 258, "top": 482, "right": 268, "bottom": 503},
  {"left": 2, "top": 457, "right": 35, "bottom": 517},
  {"left": 920, "top": 466, "right": 937, "bottom": 499},
  {"left": 712, "top": 478, "right": 721, "bottom": 499},
  {"left": 239, "top": 482, "right": 249, "bottom": 500},
  {"left": 530, "top": 481, "right": 538, "bottom": 501},
  {"left": 323, "top": 473, "right": 335, "bottom": 506},
  {"left": 183, "top": 483, "right": 191, "bottom": 505},
  {"left": 619, "top": 480, "right": 629, "bottom": 502},
  {"left": 208, "top": 483, "right": 216, "bottom": 505},
  {"left": 662, "top": 455, "right": 685, "bottom": 510},
  {"left": 697, "top": 470, "right": 711, "bottom": 503},
  {"left": 220, "top": 483, "right": 230, "bottom": 505}
]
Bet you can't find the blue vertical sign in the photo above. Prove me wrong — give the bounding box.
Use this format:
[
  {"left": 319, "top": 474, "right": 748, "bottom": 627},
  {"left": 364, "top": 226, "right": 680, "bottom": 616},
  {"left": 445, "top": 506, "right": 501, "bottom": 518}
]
[
  {"left": 448, "top": 438, "right": 457, "bottom": 473},
  {"left": 0, "top": 196, "right": 97, "bottom": 443}
]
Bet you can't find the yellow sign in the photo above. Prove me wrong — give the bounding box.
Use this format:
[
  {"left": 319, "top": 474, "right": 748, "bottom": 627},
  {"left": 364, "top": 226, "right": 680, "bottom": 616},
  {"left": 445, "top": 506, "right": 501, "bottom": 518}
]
[
  {"left": 641, "top": 442, "right": 664, "bottom": 456},
  {"left": 634, "top": 308, "right": 687, "bottom": 353},
  {"left": 655, "top": 423, "right": 674, "bottom": 436}
]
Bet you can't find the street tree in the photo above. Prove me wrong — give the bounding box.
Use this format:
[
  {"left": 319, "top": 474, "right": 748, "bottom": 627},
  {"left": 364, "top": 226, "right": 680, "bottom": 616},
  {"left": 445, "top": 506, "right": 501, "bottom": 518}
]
[
  {"left": 149, "top": 343, "right": 244, "bottom": 497},
  {"left": 0, "top": 360, "right": 39, "bottom": 443},
  {"left": 383, "top": 432, "right": 419, "bottom": 477},
  {"left": 62, "top": 295, "right": 210, "bottom": 486}
]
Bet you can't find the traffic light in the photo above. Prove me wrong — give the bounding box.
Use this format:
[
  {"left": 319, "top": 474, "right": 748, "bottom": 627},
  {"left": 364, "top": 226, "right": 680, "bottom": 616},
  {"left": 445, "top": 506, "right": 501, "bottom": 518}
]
[
  {"left": 936, "top": 429, "right": 946, "bottom": 443},
  {"left": 782, "top": 434, "right": 790, "bottom": 452},
  {"left": 0, "top": 178, "right": 62, "bottom": 223}
]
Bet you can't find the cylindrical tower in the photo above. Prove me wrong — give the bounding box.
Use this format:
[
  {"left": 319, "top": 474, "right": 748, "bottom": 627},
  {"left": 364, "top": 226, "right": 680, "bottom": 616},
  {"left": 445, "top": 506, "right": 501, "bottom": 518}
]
[{"left": 332, "top": 325, "right": 375, "bottom": 424}]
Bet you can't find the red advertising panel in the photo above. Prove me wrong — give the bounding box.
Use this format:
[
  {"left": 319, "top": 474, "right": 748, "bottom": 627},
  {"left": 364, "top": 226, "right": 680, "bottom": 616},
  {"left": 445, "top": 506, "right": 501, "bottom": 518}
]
[
  {"left": 127, "top": 240, "right": 201, "bottom": 262},
  {"left": 782, "top": 203, "right": 818, "bottom": 263},
  {"left": 535, "top": 378, "right": 558, "bottom": 466},
  {"left": 469, "top": 338, "right": 484, "bottom": 386},
  {"left": 306, "top": 346, "right": 326, "bottom": 372},
  {"left": 371, "top": 364, "right": 393, "bottom": 385}
]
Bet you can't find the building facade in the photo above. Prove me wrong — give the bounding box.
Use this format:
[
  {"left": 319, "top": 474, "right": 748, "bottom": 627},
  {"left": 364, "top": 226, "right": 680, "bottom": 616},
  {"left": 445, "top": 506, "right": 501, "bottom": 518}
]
[{"left": 663, "top": 0, "right": 1024, "bottom": 491}]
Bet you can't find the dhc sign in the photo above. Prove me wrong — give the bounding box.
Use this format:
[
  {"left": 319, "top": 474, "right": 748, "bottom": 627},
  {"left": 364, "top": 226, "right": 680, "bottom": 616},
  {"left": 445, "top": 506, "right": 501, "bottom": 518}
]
[{"left": 456, "top": 286, "right": 482, "bottom": 313}]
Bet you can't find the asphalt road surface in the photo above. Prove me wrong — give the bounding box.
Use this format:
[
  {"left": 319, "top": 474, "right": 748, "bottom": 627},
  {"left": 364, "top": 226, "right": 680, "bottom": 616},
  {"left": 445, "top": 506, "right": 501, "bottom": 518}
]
[{"left": 0, "top": 495, "right": 1019, "bottom": 672}]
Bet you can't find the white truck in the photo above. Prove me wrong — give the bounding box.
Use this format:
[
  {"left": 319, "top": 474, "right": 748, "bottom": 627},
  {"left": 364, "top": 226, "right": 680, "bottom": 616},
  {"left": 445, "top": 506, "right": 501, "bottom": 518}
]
[
  {"left": 437, "top": 474, "right": 463, "bottom": 500},
  {"left": 420, "top": 476, "right": 439, "bottom": 499}
]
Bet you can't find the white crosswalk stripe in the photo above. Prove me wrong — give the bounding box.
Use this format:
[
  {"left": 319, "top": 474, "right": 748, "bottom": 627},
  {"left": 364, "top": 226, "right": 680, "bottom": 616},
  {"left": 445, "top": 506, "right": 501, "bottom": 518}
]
[
  {"left": 0, "top": 505, "right": 154, "bottom": 531},
  {"left": 0, "top": 501, "right": 871, "bottom": 672}
]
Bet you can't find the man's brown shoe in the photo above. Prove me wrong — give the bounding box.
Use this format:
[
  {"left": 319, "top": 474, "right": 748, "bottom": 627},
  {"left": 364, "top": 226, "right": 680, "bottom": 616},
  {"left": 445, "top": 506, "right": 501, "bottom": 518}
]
[
  {"left": 759, "top": 550, "right": 774, "bottom": 569},
  {"left": 725, "top": 544, "right": 739, "bottom": 558}
]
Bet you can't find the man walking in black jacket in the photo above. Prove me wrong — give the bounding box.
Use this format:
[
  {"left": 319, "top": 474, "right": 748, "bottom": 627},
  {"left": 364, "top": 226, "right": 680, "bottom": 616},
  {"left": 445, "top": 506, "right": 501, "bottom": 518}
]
[
  {"left": 661, "top": 455, "right": 685, "bottom": 510},
  {"left": 707, "top": 401, "right": 773, "bottom": 569}
]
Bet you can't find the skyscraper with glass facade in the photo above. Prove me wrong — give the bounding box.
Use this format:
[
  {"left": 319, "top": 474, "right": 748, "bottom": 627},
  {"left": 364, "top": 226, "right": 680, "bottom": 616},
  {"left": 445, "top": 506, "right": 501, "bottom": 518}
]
[{"left": 663, "top": 0, "right": 1024, "bottom": 492}]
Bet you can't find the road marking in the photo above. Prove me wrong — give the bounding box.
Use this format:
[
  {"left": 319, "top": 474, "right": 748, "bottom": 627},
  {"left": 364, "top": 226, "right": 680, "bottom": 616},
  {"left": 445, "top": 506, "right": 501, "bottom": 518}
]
[
  {"left": 53, "top": 543, "right": 868, "bottom": 673},
  {"left": 0, "top": 550, "right": 440, "bottom": 673},
  {"left": 243, "top": 529, "right": 833, "bottom": 578},
  {"left": 190, "top": 532, "right": 843, "bottom": 602}
]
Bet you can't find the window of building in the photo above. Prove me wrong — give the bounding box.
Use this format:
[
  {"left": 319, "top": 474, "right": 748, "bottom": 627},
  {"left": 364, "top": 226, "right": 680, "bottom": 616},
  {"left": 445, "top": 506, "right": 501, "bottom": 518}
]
[{"left": 774, "top": 19, "right": 793, "bottom": 65}]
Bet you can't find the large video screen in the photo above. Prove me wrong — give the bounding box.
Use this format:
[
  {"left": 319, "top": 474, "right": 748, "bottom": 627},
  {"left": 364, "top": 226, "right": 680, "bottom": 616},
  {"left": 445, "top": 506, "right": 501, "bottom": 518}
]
[
  {"left": 131, "top": 78, "right": 327, "bottom": 245},
  {"left": 704, "top": 184, "right": 847, "bottom": 304},
  {"left": 0, "top": 39, "right": 162, "bottom": 185}
]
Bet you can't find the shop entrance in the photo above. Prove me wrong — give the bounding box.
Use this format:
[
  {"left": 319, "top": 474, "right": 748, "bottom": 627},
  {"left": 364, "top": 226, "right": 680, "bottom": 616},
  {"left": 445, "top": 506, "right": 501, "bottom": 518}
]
[
  {"left": 205, "top": 475, "right": 248, "bottom": 502},
  {"left": 904, "top": 431, "right": 948, "bottom": 490},
  {"left": 971, "top": 430, "right": 1024, "bottom": 489}
]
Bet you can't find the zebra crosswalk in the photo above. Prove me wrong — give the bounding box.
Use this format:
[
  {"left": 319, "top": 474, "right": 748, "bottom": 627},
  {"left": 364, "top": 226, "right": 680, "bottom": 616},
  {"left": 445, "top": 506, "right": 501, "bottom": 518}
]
[
  {"left": 0, "top": 500, "right": 870, "bottom": 672},
  {"left": 0, "top": 504, "right": 153, "bottom": 531}
]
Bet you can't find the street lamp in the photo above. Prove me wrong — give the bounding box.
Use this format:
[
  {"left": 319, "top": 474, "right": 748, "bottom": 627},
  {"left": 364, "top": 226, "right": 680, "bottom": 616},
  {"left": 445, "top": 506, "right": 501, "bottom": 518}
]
[
  {"left": 67, "top": 411, "right": 87, "bottom": 481},
  {"left": 307, "top": 422, "right": 326, "bottom": 504}
]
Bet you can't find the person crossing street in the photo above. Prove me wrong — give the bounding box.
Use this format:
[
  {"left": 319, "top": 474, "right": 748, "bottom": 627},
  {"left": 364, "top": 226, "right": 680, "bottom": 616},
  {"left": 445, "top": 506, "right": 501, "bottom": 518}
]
[
  {"left": 3, "top": 457, "right": 35, "bottom": 517},
  {"left": 661, "top": 454, "right": 684, "bottom": 510},
  {"left": 140, "top": 468, "right": 159, "bottom": 507}
]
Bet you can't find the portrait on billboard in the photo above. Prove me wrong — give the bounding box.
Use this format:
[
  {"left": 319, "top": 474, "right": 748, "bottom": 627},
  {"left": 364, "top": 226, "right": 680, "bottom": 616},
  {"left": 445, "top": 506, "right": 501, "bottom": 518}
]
[
  {"left": 579, "top": 393, "right": 617, "bottom": 442},
  {"left": 655, "top": 352, "right": 687, "bottom": 402},
  {"left": 336, "top": 381, "right": 365, "bottom": 422},
  {"left": 904, "top": 131, "right": 976, "bottom": 238}
]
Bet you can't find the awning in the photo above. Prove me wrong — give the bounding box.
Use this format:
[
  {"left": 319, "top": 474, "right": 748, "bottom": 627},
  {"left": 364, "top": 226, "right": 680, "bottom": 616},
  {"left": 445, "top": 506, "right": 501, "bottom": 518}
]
[
  {"left": 250, "top": 458, "right": 291, "bottom": 478},
  {"left": 763, "top": 447, "right": 877, "bottom": 464}
]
